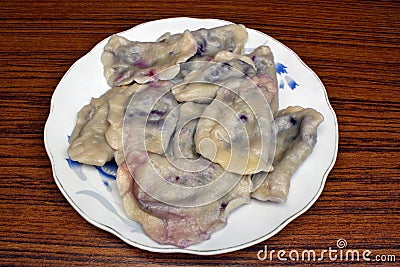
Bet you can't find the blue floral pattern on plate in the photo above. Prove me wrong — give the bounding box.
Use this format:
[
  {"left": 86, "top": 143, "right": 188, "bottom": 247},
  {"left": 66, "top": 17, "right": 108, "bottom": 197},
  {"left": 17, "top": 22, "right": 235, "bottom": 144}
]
[
  {"left": 66, "top": 156, "right": 87, "bottom": 181},
  {"left": 276, "top": 62, "right": 299, "bottom": 90},
  {"left": 66, "top": 135, "right": 126, "bottom": 227},
  {"left": 95, "top": 160, "right": 118, "bottom": 191},
  {"left": 66, "top": 135, "right": 118, "bottom": 191}
]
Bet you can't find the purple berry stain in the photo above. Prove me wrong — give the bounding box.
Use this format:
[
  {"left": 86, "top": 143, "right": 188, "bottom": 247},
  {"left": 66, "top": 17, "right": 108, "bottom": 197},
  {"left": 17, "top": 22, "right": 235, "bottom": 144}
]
[
  {"left": 220, "top": 203, "right": 227, "bottom": 210},
  {"left": 239, "top": 114, "right": 248, "bottom": 123}
]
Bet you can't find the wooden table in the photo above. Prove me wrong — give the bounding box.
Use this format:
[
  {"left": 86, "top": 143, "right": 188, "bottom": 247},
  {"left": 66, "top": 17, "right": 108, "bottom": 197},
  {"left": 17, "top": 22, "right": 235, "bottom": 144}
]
[{"left": 1, "top": 0, "right": 399, "bottom": 266}]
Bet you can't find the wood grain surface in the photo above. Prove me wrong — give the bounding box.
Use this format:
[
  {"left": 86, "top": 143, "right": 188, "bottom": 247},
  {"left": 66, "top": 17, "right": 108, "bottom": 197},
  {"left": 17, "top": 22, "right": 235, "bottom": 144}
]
[{"left": 0, "top": 0, "right": 399, "bottom": 266}]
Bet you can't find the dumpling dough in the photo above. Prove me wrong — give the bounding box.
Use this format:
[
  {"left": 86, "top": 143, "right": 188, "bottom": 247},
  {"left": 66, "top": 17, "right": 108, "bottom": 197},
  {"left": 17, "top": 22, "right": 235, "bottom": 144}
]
[
  {"left": 101, "top": 31, "right": 197, "bottom": 86},
  {"left": 192, "top": 24, "right": 248, "bottom": 56},
  {"left": 171, "top": 51, "right": 256, "bottom": 103},
  {"left": 116, "top": 162, "right": 166, "bottom": 242},
  {"left": 117, "top": 151, "right": 250, "bottom": 248},
  {"left": 171, "top": 50, "right": 278, "bottom": 108},
  {"left": 194, "top": 77, "right": 275, "bottom": 175},
  {"left": 157, "top": 24, "right": 248, "bottom": 57},
  {"left": 247, "top": 46, "right": 279, "bottom": 112},
  {"left": 123, "top": 81, "right": 179, "bottom": 156},
  {"left": 172, "top": 102, "right": 206, "bottom": 159},
  {"left": 105, "top": 84, "right": 140, "bottom": 149},
  {"left": 105, "top": 84, "right": 141, "bottom": 165},
  {"left": 68, "top": 86, "right": 129, "bottom": 166},
  {"left": 252, "top": 106, "right": 324, "bottom": 202},
  {"left": 126, "top": 151, "right": 242, "bottom": 207},
  {"left": 68, "top": 103, "right": 114, "bottom": 166}
]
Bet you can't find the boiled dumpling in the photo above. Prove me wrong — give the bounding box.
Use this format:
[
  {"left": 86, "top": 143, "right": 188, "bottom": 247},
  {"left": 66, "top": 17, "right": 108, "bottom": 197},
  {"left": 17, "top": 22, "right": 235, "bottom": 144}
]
[
  {"left": 101, "top": 31, "right": 197, "bottom": 86},
  {"left": 123, "top": 81, "right": 179, "bottom": 156},
  {"left": 105, "top": 84, "right": 140, "bottom": 151},
  {"left": 157, "top": 24, "right": 248, "bottom": 58},
  {"left": 68, "top": 86, "right": 129, "bottom": 166},
  {"left": 117, "top": 150, "right": 250, "bottom": 248},
  {"left": 194, "top": 77, "right": 275, "bottom": 175},
  {"left": 252, "top": 106, "right": 324, "bottom": 202},
  {"left": 247, "top": 46, "right": 279, "bottom": 112}
]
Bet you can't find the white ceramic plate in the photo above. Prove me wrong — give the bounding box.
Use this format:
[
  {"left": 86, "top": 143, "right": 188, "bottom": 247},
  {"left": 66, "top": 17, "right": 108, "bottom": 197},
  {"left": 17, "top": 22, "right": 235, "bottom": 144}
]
[{"left": 44, "top": 17, "right": 338, "bottom": 255}]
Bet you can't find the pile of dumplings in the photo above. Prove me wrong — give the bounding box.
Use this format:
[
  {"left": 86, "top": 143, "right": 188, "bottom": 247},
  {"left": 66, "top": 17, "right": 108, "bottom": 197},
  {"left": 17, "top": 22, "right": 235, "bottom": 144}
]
[{"left": 67, "top": 24, "right": 324, "bottom": 248}]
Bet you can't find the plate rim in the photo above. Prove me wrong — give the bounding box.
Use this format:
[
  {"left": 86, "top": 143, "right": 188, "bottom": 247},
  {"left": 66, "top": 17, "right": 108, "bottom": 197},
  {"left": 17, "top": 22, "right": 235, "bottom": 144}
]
[{"left": 44, "top": 17, "right": 339, "bottom": 255}]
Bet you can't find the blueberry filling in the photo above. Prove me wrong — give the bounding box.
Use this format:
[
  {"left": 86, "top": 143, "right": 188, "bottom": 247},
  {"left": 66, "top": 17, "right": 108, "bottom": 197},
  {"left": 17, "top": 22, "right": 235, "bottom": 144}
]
[
  {"left": 220, "top": 202, "right": 227, "bottom": 210},
  {"left": 221, "top": 62, "right": 232, "bottom": 70},
  {"left": 236, "top": 59, "right": 252, "bottom": 75},
  {"left": 150, "top": 109, "right": 165, "bottom": 116},
  {"left": 206, "top": 62, "right": 232, "bottom": 81},
  {"left": 148, "top": 109, "right": 165, "bottom": 122},
  {"left": 239, "top": 114, "right": 248, "bottom": 123},
  {"left": 255, "top": 58, "right": 269, "bottom": 72},
  {"left": 226, "top": 38, "right": 235, "bottom": 52},
  {"left": 210, "top": 68, "right": 220, "bottom": 78},
  {"left": 197, "top": 40, "right": 207, "bottom": 55},
  {"left": 125, "top": 53, "right": 141, "bottom": 65}
]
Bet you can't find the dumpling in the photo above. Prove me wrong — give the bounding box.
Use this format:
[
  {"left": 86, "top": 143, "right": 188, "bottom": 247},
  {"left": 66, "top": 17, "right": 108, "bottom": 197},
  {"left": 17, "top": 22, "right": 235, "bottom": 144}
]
[
  {"left": 194, "top": 76, "right": 275, "bottom": 175},
  {"left": 68, "top": 86, "right": 129, "bottom": 166},
  {"left": 117, "top": 150, "right": 250, "bottom": 248},
  {"left": 157, "top": 24, "right": 248, "bottom": 58},
  {"left": 247, "top": 46, "right": 279, "bottom": 112},
  {"left": 68, "top": 102, "right": 114, "bottom": 166},
  {"left": 117, "top": 161, "right": 251, "bottom": 248},
  {"left": 116, "top": 163, "right": 166, "bottom": 243},
  {"left": 105, "top": 84, "right": 140, "bottom": 151},
  {"left": 251, "top": 106, "right": 324, "bottom": 202},
  {"left": 192, "top": 24, "right": 248, "bottom": 56},
  {"left": 123, "top": 81, "right": 179, "bottom": 156},
  {"left": 105, "top": 84, "right": 141, "bottom": 165},
  {"left": 101, "top": 31, "right": 197, "bottom": 86}
]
